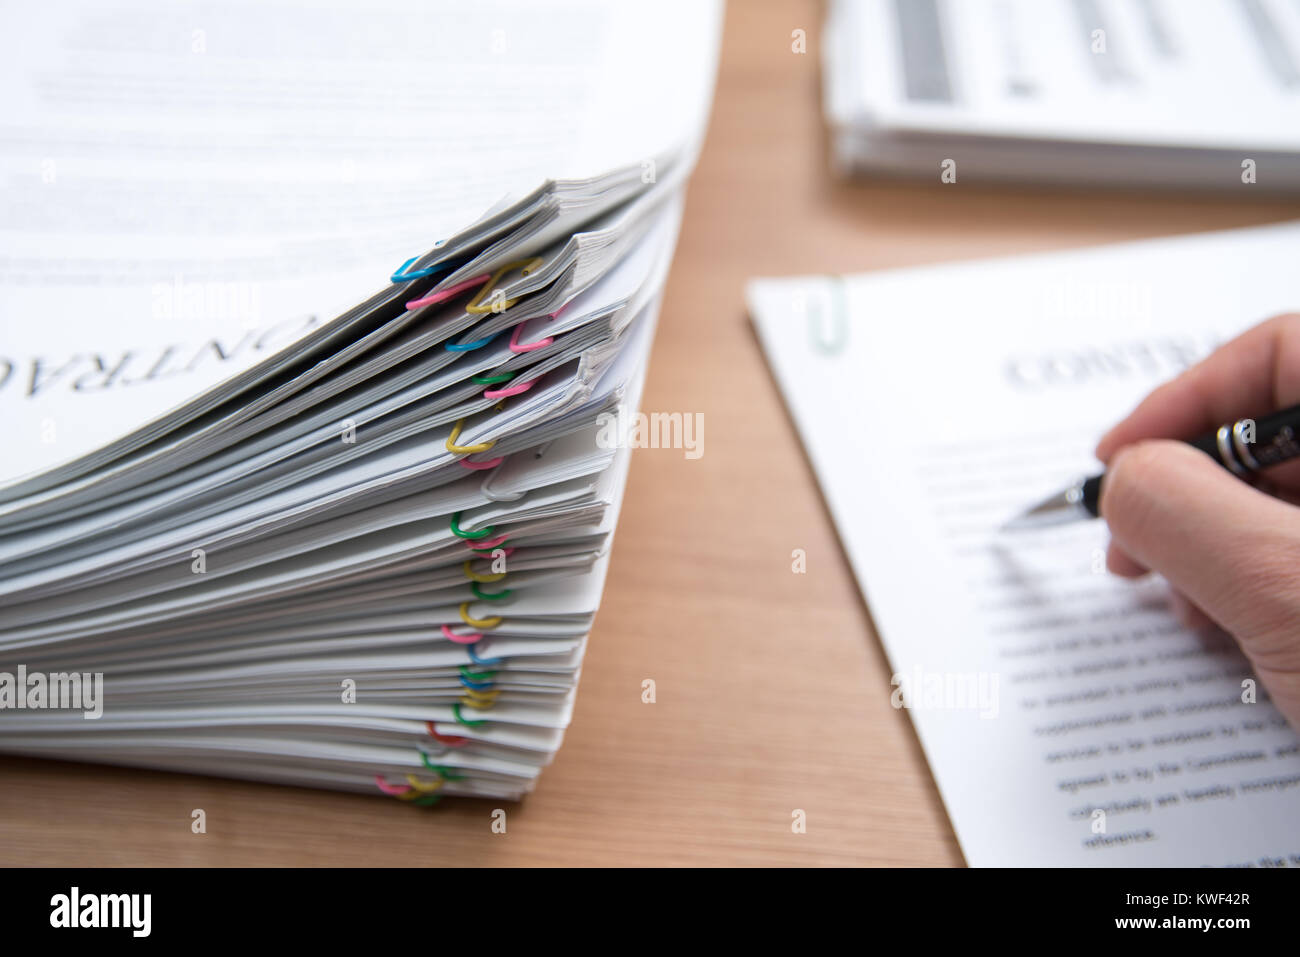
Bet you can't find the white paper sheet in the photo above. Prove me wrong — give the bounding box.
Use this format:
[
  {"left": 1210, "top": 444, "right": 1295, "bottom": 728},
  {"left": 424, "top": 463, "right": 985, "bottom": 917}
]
[
  {"left": 750, "top": 221, "right": 1300, "bottom": 866},
  {"left": 0, "top": 0, "right": 722, "bottom": 483}
]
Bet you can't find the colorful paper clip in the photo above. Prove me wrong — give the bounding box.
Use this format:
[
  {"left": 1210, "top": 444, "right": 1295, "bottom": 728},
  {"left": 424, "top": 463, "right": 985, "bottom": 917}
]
[
  {"left": 404, "top": 774, "right": 444, "bottom": 794},
  {"left": 375, "top": 774, "right": 412, "bottom": 796},
  {"left": 373, "top": 774, "right": 441, "bottom": 805},
  {"left": 465, "top": 257, "right": 544, "bottom": 315},
  {"left": 458, "top": 454, "right": 504, "bottom": 470},
  {"left": 406, "top": 273, "right": 490, "bottom": 310},
  {"left": 452, "top": 702, "right": 489, "bottom": 727},
  {"left": 468, "top": 643, "right": 503, "bottom": 667},
  {"left": 471, "top": 582, "right": 512, "bottom": 601},
  {"left": 441, "top": 623, "right": 482, "bottom": 645},
  {"left": 427, "top": 723, "right": 471, "bottom": 747},
  {"left": 508, "top": 320, "right": 554, "bottom": 354},
  {"left": 483, "top": 378, "right": 535, "bottom": 400},
  {"left": 391, "top": 256, "right": 452, "bottom": 284},
  {"left": 450, "top": 510, "right": 494, "bottom": 540},
  {"left": 459, "top": 602, "right": 502, "bottom": 629},
  {"left": 420, "top": 752, "right": 466, "bottom": 780},
  {"left": 461, "top": 691, "right": 500, "bottom": 710},
  {"left": 462, "top": 560, "right": 507, "bottom": 584},
  {"left": 445, "top": 329, "right": 501, "bottom": 352},
  {"left": 458, "top": 668, "right": 497, "bottom": 690},
  {"left": 446, "top": 420, "right": 496, "bottom": 456}
]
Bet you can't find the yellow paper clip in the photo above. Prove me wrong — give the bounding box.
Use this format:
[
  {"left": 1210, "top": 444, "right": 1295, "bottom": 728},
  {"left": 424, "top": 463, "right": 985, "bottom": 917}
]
[
  {"left": 465, "top": 258, "right": 544, "bottom": 315},
  {"left": 403, "top": 774, "right": 445, "bottom": 794},
  {"left": 446, "top": 418, "right": 496, "bottom": 455},
  {"left": 459, "top": 602, "right": 502, "bottom": 629},
  {"left": 462, "top": 560, "right": 507, "bottom": 584}
]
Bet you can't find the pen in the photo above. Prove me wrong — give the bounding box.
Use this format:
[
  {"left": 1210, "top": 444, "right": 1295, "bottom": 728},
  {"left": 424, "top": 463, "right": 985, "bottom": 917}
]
[{"left": 1004, "top": 402, "right": 1300, "bottom": 530}]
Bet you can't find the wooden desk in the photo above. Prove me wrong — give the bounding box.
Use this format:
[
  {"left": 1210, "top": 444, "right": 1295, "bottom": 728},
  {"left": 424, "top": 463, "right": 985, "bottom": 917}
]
[{"left": 4, "top": 0, "right": 1299, "bottom": 866}]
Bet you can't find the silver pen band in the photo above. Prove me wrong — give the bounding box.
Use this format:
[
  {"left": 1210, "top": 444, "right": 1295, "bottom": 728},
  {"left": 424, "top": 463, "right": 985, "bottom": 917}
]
[
  {"left": 1217, "top": 424, "right": 1247, "bottom": 475},
  {"left": 1232, "top": 419, "right": 1262, "bottom": 471}
]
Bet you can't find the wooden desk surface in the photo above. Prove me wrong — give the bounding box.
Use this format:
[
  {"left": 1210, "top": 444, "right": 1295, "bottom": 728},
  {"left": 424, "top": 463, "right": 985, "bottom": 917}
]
[{"left": 5, "top": 0, "right": 1300, "bottom": 867}]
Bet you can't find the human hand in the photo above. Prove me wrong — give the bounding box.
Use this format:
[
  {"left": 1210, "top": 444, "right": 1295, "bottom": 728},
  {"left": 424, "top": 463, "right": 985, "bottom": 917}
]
[{"left": 1096, "top": 314, "right": 1300, "bottom": 732}]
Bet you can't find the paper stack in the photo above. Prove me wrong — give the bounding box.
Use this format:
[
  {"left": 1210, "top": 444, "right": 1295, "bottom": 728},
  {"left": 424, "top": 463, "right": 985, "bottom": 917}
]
[
  {"left": 824, "top": 0, "right": 1300, "bottom": 189},
  {"left": 0, "top": 0, "right": 722, "bottom": 802}
]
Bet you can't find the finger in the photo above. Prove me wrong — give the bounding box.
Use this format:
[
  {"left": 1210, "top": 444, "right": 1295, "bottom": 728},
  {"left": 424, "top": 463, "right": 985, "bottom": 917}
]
[
  {"left": 1103, "top": 439, "right": 1300, "bottom": 731},
  {"left": 1106, "top": 540, "right": 1148, "bottom": 578},
  {"left": 1096, "top": 314, "right": 1300, "bottom": 463},
  {"left": 1100, "top": 439, "right": 1300, "bottom": 645},
  {"left": 1108, "top": 541, "right": 1218, "bottom": 631},
  {"left": 1167, "top": 589, "right": 1217, "bottom": 633}
]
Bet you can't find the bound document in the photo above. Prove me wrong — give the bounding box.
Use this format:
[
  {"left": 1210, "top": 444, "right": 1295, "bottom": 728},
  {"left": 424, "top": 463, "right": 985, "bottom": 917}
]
[{"left": 0, "top": 0, "right": 723, "bottom": 803}]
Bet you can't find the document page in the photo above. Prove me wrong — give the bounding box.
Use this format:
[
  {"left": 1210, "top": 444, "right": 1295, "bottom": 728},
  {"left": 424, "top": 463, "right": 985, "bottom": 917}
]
[
  {"left": 845, "top": 0, "right": 1300, "bottom": 149},
  {"left": 750, "top": 221, "right": 1300, "bottom": 866},
  {"left": 0, "top": 0, "right": 721, "bottom": 483}
]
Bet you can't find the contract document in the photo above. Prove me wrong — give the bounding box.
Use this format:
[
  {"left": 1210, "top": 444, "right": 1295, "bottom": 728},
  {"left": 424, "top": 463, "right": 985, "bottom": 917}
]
[{"left": 750, "top": 221, "right": 1300, "bottom": 866}]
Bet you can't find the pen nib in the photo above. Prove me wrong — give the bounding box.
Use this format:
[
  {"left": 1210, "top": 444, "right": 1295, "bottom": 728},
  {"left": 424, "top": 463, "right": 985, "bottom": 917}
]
[{"left": 1000, "top": 485, "right": 1087, "bottom": 531}]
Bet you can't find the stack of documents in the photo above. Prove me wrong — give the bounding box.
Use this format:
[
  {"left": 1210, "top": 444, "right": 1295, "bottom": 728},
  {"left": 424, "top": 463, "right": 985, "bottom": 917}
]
[
  {"left": 0, "top": 0, "right": 722, "bottom": 802},
  {"left": 824, "top": 0, "right": 1300, "bottom": 189},
  {"left": 749, "top": 221, "right": 1300, "bottom": 865}
]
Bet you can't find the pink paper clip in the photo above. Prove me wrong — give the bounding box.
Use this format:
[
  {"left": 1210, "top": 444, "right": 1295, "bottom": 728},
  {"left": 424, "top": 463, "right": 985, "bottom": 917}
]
[
  {"left": 406, "top": 274, "right": 490, "bottom": 311},
  {"left": 509, "top": 320, "right": 554, "bottom": 354},
  {"left": 458, "top": 455, "right": 503, "bottom": 470},
  {"left": 466, "top": 547, "right": 515, "bottom": 563},
  {"left": 466, "top": 532, "right": 510, "bottom": 550},
  {"left": 441, "top": 624, "right": 482, "bottom": 645},
  {"left": 483, "top": 379, "right": 534, "bottom": 400},
  {"left": 375, "top": 775, "right": 412, "bottom": 796}
]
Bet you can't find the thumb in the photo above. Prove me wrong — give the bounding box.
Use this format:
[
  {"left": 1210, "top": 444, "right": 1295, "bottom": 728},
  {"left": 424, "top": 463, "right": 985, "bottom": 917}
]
[{"left": 1101, "top": 440, "right": 1300, "bottom": 720}]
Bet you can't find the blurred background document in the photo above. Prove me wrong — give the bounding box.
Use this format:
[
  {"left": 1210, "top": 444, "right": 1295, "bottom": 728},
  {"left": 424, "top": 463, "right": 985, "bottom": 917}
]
[
  {"left": 825, "top": 0, "right": 1300, "bottom": 188},
  {"left": 750, "top": 221, "right": 1300, "bottom": 865}
]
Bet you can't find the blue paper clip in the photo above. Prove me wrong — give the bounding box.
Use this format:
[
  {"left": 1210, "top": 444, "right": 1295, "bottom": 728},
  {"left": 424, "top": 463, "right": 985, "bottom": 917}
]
[
  {"left": 468, "top": 643, "right": 502, "bottom": 667},
  {"left": 445, "top": 330, "right": 501, "bottom": 352},
  {"left": 391, "top": 256, "right": 452, "bottom": 284}
]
